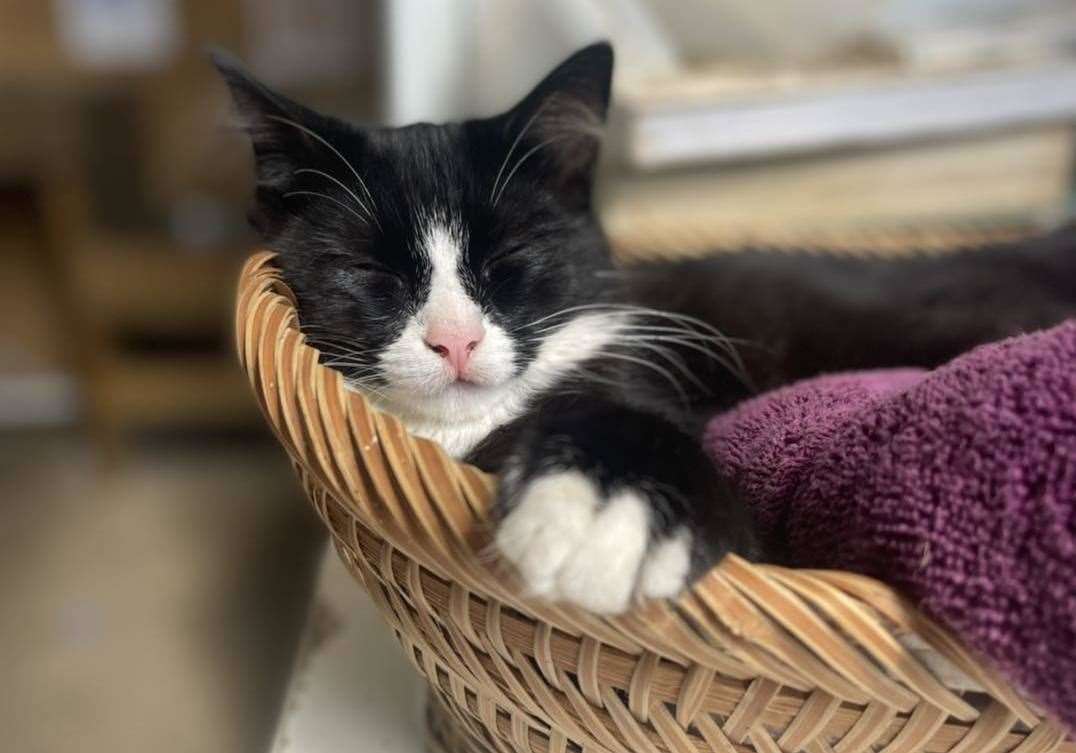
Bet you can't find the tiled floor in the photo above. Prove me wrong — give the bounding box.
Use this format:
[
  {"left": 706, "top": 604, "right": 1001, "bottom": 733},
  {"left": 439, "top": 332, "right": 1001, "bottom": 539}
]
[{"left": 1, "top": 431, "right": 325, "bottom": 752}]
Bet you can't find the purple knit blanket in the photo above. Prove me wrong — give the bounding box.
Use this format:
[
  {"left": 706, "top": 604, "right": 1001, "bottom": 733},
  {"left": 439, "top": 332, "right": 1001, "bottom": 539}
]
[{"left": 705, "top": 321, "right": 1076, "bottom": 728}]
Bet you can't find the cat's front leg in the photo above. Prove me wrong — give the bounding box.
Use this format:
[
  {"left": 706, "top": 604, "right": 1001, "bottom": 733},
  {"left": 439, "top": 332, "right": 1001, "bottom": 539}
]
[{"left": 482, "top": 397, "right": 758, "bottom": 614}]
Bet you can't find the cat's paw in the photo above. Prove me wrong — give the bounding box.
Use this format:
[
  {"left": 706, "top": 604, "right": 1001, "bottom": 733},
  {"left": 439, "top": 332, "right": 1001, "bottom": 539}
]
[{"left": 494, "top": 470, "right": 693, "bottom": 614}]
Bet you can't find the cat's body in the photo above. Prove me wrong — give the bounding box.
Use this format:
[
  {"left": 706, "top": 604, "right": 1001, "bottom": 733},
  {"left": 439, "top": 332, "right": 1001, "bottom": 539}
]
[{"left": 216, "top": 44, "right": 1076, "bottom": 614}]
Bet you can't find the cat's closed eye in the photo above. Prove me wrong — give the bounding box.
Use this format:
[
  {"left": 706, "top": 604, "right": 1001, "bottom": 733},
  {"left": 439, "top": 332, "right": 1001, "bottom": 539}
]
[
  {"left": 482, "top": 245, "right": 530, "bottom": 278},
  {"left": 333, "top": 264, "right": 405, "bottom": 292}
]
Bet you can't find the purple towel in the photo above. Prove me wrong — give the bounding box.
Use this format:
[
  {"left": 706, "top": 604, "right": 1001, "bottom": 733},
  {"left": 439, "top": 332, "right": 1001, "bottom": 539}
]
[{"left": 705, "top": 321, "right": 1076, "bottom": 728}]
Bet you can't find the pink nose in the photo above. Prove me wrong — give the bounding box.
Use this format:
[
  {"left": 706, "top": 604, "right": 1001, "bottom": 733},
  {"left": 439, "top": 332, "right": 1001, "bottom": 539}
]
[{"left": 424, "top": 323, "right": 485, "bottom": 376}]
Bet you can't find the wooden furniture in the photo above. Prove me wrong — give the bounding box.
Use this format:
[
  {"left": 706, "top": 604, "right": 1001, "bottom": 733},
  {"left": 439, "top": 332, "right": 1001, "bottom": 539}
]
[{"left": 0, "top": 0, "right": 260, "bottom": 450}]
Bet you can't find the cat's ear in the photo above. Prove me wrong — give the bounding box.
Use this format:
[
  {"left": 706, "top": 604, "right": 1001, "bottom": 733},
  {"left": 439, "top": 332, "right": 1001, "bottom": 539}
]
[
  {"left": 211, "top": 49, "right": 328, "bottom": 195},
  {"left": 497, "top": 42, "right": 613, "bottom": 208}
]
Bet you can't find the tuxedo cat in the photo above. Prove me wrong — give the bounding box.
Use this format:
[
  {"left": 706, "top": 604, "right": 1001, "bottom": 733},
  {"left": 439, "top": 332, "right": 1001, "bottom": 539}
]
[{"left": 216, "top": 44, "right": 1076, "bottom": 613}]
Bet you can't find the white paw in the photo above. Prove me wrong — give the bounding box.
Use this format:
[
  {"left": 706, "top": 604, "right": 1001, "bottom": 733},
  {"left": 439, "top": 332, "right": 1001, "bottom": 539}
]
[{"left": 495, "top": 470, "right": 692, "bottom": 614}]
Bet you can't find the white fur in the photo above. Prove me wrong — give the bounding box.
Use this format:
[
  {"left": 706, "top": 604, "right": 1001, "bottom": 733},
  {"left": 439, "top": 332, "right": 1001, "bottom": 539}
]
[
  {"left": 639, "top": 528, "right": 692, "bottom": 599},
  {"left": 496, "top": 472, "right": 692, "bottom": 614},
  {"left": 556, "top": 490, "right": 650, "bottom": 613},
  {"left": 421, "top": 223, "right": 484, "bottom": 333},
  {"left": 494, "top": 471, "right": 599, "bottom": 596},
  {"left": 352, "top": 219, "right": 623, "bottom": 457}
]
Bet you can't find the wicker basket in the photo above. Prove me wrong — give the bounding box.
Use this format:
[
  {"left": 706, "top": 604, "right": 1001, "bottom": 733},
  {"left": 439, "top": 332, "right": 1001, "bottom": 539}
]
[{"left": 236, "top": 246, "right": 1071, "bottom": 753}]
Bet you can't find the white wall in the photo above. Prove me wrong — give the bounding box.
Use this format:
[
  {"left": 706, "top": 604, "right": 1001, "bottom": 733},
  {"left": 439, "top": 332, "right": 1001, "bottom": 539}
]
[{"left": 382, "top": 0, "right": 679, "bottom": 124}]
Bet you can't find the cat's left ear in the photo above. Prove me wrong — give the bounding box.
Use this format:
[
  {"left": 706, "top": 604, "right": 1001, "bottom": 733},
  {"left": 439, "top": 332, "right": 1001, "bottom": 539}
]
[
  {"left": 496, "top": 42, "right": 613, "bottom": 209},
  {"left": 212, "top": 48, "right": 362, "bottom": 234}
]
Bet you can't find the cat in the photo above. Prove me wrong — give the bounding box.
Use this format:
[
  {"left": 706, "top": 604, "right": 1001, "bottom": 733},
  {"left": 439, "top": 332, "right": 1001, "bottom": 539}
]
[{"left": 215, "top": 43, "right": 1076, "bottom": 614}]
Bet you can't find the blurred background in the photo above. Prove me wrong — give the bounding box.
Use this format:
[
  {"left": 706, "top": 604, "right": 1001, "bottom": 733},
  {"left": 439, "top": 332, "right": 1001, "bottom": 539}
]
[{"left": 2, "top": 1, "right": 1076, "bottom": 751}]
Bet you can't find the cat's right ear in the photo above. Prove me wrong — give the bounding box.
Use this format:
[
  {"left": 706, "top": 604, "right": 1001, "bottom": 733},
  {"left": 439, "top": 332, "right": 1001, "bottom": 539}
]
[
  {"left": 495, "top": 42, "right": 614, "bottom": 209},
  {"left": 211, "top": 49, "right": 324, "bottom": 193}
]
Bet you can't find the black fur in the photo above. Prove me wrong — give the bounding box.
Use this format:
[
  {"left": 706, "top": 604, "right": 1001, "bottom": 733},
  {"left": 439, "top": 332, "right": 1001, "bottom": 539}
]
[
  {"left": 214, "top": 45, "right": 615, "bottom": 378},
  {"left": 479, "top": 391, "right": 761, "bottom": 574},
  {"left": 217, "top": 44, "right": 1076, "bottom": 607},
  {"left": 622, "top": 234, "right": 1076, "bottom": 418}
]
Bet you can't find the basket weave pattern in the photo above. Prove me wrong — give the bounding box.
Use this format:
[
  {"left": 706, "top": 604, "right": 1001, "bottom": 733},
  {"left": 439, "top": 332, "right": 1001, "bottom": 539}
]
[{"left": 237, "top": 251, "right": 1071, "bottom": 753}]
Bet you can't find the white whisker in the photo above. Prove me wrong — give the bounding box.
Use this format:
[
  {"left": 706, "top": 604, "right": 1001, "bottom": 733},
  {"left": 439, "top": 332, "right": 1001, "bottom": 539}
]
[
  {"left": 266, "top": 114, "right": 381, "bottom": 229},
  {"left": 592, "top": 349, "right": 689, "bottom": 405},
  {"left": 609, "top": 340, "right": 710, "bottom": 395},
  {"left": 510, "top": 302, "right": 624, "bottom": 332},
  {"left": 293, "top": 167, "right": 374, "bottom": 220},
  {"left": 308, "top": 340, "right": 375, "bottom": 359},
  {"left": 493, "top": 134, "right": 573, "bottom": 208},
  {"left": 490, "top": 100, "right": 550, "bottom": 204},
  {"left": 615, "top": 324, "right": 752, "bottom": 348},
  {"left": 284, "top": 191, "right": 368, "bottom": 224},
  {"left": 519, "top": 302, "right": 755, "bottom": 389},
  {"left": 520, "top": 302, "right": 752, "bottom": 384},
  {"left": 617, "top": 307, "right": 751, "bottom": 379},
  {"left": 322, "top": 357, "right": 378, "bottom": 367},
  {"left": 344, "top": 378, "right": 391, "bottom": 402},
  {"left": 608, "top": 333, "right": 748, "bottom": 390}
]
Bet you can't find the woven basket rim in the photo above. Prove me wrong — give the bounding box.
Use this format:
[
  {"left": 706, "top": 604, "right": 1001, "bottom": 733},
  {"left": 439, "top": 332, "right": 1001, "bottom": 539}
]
[{"left": 236, "top": 249, "right": 1066, "bottom": 741}]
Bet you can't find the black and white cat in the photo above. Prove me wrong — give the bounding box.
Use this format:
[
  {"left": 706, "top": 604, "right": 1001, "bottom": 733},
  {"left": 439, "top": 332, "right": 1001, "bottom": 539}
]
[{"left": 216, "top": 44, "right": 1076, "bottom": 613}]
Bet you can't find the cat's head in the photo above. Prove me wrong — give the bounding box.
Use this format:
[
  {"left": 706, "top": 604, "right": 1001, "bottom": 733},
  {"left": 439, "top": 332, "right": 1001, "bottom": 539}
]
[{"left": 216, "top": 43, "right": 616, "bottom": 433}]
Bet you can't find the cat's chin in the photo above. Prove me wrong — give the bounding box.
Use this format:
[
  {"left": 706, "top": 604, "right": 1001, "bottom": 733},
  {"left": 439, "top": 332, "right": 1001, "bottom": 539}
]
[
  {"left": 347, "top": 375, "right": 519, "bottom": 423},
  {"left": 442, "top": 379, "right": 500, "bottom": 394},
  {"left": 346, "top": 376, "right": 529, "bottom": 458}
]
